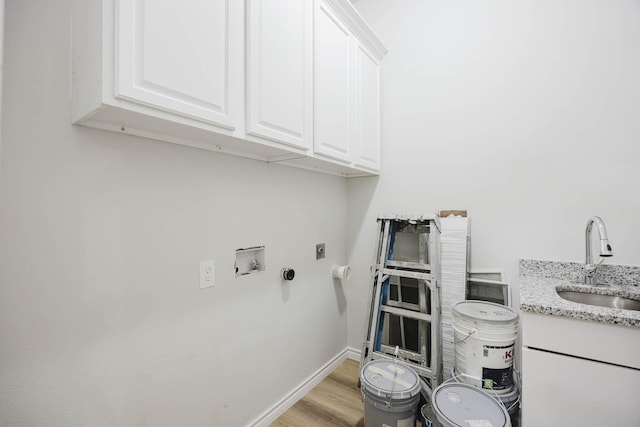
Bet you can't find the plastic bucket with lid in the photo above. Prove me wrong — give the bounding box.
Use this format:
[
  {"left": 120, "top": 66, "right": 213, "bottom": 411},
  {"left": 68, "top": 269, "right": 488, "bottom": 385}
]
[
  {"left": 431, "top": 382, "right": 511, "bottom": 427},
  {"left": 452, "top": 301, "right": 518, "bottom": 394},
  {"left": 451, "top": 367, "right": 520, "bottom": 421},
  {"left": 360, "top": 359, "right": 421, "bottom": 427}
]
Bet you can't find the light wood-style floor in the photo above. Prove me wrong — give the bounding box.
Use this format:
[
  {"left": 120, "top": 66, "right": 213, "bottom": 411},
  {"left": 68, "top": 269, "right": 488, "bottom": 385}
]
[{"left": 271, "top": 358, "right": 366, "bottom": 427}]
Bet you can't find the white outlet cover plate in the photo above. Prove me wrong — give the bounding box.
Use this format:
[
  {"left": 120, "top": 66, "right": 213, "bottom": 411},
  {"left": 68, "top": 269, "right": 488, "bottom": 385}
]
[{"left": 200, "top": 260, "right": 215, "bottom": 289}]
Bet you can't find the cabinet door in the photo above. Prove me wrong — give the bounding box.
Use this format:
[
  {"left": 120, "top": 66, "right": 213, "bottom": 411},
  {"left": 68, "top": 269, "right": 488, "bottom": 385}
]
[
  {"left": 354, "top": 42, "right": 381, "bottom": 171},
  {"left": 313, "top": 0, "right": 353, "bottom": 163},
  {"left": 246, "top": 0, "right": 312, "bottom": 150},
  {"left": 522, "top": 347, "right": 640, "bottom": 427},
  {"left": 116, "top": 0, "right": 241, "bottom": 130}
]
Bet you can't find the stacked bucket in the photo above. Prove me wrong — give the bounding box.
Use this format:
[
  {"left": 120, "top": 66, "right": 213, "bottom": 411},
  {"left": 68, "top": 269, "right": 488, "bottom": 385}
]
[
  {"left": 361, "top": 300, "right": 521, "bottom": 427},
  {"left": 360, "top": 359, "right": 422, "bottom": 427},
  {"left": 420, "top": 300, "right": 520, "bottom": 427},
  {"left": 450, "top": 300, "right": 520, "bottom": 425},
  {"left": 419, "top": 301, "right": 519, "bottom": 427},
  {"left": 424, "top": 382, "right": 513, "bottom": 427}
]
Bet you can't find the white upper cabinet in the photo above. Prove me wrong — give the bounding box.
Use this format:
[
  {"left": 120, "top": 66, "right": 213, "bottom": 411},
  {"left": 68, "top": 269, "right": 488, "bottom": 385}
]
[
  {"left": 116, "top": 0, "right": 238, "bottom": 130},
  {"left": 313, "top": 0, "right": 353, "bottom": 163},
  {"left": 72, "top": 0, "right": 244, "bottom": 142},
  {"left": 312, "top": 0, "right": 385, "bottom": 171},
  {"left": 246, "top": 0, "right": 313, "bottom": 151},
  {"left": 72, "top": 0, "right": 386, "bottom": 176},
  {"left": 353, "top": 42, "right": 381, "bottom": 171}
]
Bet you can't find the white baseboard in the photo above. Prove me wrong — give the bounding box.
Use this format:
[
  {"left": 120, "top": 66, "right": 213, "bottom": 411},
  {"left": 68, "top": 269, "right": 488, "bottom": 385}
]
[
  {"left": 247, "top": 347, "right": 361, "bottom": 427},
  {"left": 344, "top": 346, "right": 361, "bottom": 361}
]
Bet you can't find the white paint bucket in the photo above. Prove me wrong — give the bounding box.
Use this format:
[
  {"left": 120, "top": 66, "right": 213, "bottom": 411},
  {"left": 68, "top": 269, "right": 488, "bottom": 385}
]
[
  {"left": 431, "top": 383, "right": 511, "bottom": 427},
  {"left": 360, "top": 359, "right": 422, "bottom": 427},
  {"left": 452, "top": 301, "right": 518, "bottom": 394},
  {"left": 452, "top": 367, "right": 520, "bottom": 423}
]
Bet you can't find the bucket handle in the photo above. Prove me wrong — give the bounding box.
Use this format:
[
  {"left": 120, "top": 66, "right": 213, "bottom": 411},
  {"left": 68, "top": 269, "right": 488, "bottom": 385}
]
[
  {"left": 387, "top": 345, "right": 399, "bottom": 408},
  {"left": 453, "top": 328, "right": 477, "bottom": 344}
]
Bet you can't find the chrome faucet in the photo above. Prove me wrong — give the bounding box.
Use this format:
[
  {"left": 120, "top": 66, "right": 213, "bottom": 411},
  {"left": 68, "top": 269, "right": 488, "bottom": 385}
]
[{"left": 584, "top": 216, "right": 613, "bottom": 285}]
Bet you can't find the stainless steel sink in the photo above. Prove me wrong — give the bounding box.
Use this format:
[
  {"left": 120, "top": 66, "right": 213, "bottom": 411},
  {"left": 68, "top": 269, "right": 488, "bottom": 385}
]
[{"left": 556, "top": 290, "right": 640, "bottom": 311}]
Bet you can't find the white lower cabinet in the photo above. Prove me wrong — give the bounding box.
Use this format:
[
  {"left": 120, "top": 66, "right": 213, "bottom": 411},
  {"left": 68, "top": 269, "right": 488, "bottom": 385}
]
[
  {"left": 522, "top": 347, "right": 640, "bottom": 427},
  {"left": 72, "top": 0, "right": 386, "bottom": 176},
  {"left": 522, "top": 312, "right": 640, "bottom": 427}
]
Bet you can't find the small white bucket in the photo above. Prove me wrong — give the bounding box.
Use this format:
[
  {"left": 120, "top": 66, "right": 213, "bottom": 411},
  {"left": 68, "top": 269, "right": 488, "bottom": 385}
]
[
  {"left": 431, "top": 383, "right": 511, "bottom": 427},
  {"left": 452, "top": 367, "right": 520, "bottom": 422},
  {"left": 452, "top": 301, "right": 518, "bottom": 394},
  {"left": 360, "top": 359, "right": 422, "bottom": 427}
]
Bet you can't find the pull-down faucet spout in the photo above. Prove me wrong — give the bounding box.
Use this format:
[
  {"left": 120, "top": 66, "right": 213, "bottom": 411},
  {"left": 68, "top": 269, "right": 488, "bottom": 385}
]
[{"left": 584, "top": 216, "right": 613, "bottom": 285}]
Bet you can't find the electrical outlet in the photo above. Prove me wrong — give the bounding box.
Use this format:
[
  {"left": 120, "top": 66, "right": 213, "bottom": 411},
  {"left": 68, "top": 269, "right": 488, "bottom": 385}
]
[
  {"left": 200, "top": 260, "right": 215, "bottom": 289},
  {"left": 316, "top": 243, "right": 325, "bottom": 260}
]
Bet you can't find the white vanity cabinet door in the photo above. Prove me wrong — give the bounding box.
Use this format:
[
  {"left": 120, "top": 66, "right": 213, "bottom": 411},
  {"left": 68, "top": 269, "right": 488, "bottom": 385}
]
[
  {"left": 522, "top": 347, "right": 640, "bottom": 427},
  {"left": 313, "top": 0, "right": 353, "bottom": 163},
  {"left": 522, "top": 312, "right": 640, "bottom": 427},
  {"left": 245, "top": 0, "right": 312, "bottom": 151},
  {"left": 353, "top": 42, "right": 381, "bottom": 171},
  {"left": 116, "top": 0, "right": 242, "bottom": 131}
]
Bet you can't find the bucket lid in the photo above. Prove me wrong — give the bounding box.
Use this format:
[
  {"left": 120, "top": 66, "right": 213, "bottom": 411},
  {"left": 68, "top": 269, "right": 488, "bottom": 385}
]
[
  {"left": 432, "top": 383, "right": 510, "bottom": 427},
  {"left": 450, "top": 368, "right": 520, "bottom": 404},
  {"left": 452, "top": 300, "right": 518, "bottom": 324},
  {"left": 360, "top": 359, "right": 421, "bottom": 400}
]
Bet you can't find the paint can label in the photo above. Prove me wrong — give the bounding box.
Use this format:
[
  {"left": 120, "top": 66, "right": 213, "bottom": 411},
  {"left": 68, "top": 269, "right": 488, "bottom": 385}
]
[
  {"left": 481, "top": 344, "right": 514, "bottom": 390},
  {"left": 482, "top": 366, "right": 513, "bottom": 390},
  {"left": 481, "top": 344, "right": 514, "bottom": 366}
]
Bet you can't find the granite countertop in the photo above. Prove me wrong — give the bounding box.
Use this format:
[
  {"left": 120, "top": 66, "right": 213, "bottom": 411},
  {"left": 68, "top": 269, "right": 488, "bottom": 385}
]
[{"left": 519, "top": 259, "right": 640, "bottom": 328}]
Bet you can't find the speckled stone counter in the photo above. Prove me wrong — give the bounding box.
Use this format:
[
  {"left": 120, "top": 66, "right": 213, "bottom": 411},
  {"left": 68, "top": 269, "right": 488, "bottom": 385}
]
[{"left": 519, "top": 259, "right": 640, "bottom": 328}]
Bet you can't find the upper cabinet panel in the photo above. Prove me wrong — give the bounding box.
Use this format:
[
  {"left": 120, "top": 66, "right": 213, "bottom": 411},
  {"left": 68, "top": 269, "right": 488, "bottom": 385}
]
[
  {"left": 246, "top": 0, "right": 312, "bottom": 151},
  {"left": 116, "top": 0, "right": 237, "bottom": 129},
  {"left": 313, "top": 1, "right": 353, "bottom": 163},
  {"left": 354, "top": 42, "right": 381, "bottom": 171},
  {"left": 71, "top": 0, "right": 386, "bottom": 176}
]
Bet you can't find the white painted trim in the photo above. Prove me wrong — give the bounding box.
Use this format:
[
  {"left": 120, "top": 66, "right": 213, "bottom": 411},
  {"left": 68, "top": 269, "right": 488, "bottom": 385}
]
[
  {"left": 246, "top": 347, "right": 362, "bottom": 427},
  {"left": 344, "top": 346, "right": 362, "bottom": 361},
  {"left": 322, "top": 0, "right": 387, "bottom": 59}
]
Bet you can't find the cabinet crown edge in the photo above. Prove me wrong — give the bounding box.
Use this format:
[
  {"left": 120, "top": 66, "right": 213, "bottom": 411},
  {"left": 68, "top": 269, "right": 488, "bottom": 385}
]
[{"left": 322, "top": 0, "right": 387, "bottom": 59}]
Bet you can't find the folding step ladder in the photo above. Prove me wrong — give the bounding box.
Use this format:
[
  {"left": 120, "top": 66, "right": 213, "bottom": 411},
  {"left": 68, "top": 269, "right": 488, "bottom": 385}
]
[{"left": 360, "top": 215, "right": 442, "bottom": 388}]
